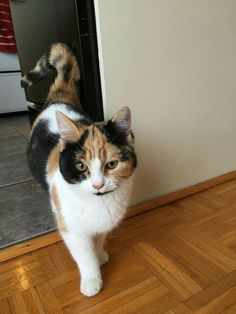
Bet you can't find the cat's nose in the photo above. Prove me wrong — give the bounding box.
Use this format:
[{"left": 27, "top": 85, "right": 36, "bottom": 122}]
[{"left": 93, "top": 183, "right": 105, "bottom": 190}]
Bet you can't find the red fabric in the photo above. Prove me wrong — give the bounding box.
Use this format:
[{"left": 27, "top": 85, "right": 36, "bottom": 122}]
[{"left": 0, "top": 0, "right": 17, "bottom": 53}]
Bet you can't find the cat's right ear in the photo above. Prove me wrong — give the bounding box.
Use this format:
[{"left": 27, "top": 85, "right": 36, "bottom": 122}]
[
  {"left": 108, "top": 107, "right": 131, "bottom": 134},
  {"left": 56, "top": 111, "right": 82, "bottom": 142}
]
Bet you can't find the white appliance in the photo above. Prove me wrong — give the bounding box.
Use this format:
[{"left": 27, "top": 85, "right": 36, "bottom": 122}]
[{"left": 0, "top": 52, "right": 26, "bottom": 113}]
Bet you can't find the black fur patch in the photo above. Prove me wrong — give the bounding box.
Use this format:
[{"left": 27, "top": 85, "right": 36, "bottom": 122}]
[
  {"left": 21, "top": 55, "right": 51, "bottom": 87},
  {"left": 77, "top": 129, "right": 89, "bottom": 147},
  {"left": 97, "top": 123, "right": 127, "bottom": 147},
  {"left": 59, "top": 130, "right": 89, "bottom": 184},
  {"left": 26, "top": 71, "right": 43, "bottom": 83},
  {"left": 97, "top": 124, "right": 137, "bottom": 168},
  {"left": 121, "top": 147, "right": 137, "bottom": 168},
  {"left": 62, "top": 62, "right": 72, "bottom": 82},
  {"left": 27, "top": 120, "right": 59, "bottom": 190}
]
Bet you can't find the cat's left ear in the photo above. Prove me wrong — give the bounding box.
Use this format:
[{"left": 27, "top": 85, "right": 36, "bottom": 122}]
[
  {"left": 110, "top": 106, "right": 131, "bottom": 134},
  {"left": 56, "top": 110, "right": 83, "bottom": 142}
]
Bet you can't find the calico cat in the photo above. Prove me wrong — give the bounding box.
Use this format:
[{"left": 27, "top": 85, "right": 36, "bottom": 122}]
[{"left": 22, "top": 43, "right": 137, "bottom": 297}]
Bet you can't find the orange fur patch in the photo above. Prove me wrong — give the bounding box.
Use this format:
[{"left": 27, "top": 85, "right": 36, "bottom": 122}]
[
  {"left": 51, "top": 184, "right": 67, "bottom": 233},
  {"left": 74, "top": 126, "right": 136, "bottom": 180},
  {"left": 47, "top": 43, "right": 81, "bottom": 107},
  {"left": 47, "top": 146, "right": 60, "bottom": 178}
]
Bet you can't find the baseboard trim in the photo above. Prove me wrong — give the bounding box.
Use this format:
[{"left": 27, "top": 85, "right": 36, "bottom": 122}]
[
  {"left": 0, "top": 232, "right": 62, "bottom": 263},
  {"left": 126, "top": 170, "right": 236, "bottom": 218},
  {"left": 1, "top": 170, "right": 236, "bottom": 263}
]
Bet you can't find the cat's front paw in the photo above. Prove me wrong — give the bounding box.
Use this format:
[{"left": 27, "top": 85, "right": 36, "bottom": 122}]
[
  {"left": 80, "top": 277, "right": 102, "bottom": 297},
  {"left": 98, "top": 250, "right": 109, "bottom": 266}
]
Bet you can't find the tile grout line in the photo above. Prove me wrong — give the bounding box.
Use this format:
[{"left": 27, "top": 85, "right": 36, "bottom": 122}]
[
  {"left": 5, "top": 114, "right": 30, "bottom": 141},
  {"left": 6, "top": 124, "right": 29, "bottom": 142},
  {"left": 0, "top": 179, "right": 34, "bottom": 189}
]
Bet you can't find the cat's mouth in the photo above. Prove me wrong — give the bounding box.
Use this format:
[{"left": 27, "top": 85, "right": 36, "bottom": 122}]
[{"left": 95, "top": 190, "right": 113, "bottom": 196}]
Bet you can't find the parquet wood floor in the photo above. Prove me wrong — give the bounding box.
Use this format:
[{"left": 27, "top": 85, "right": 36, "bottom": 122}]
[{"left": 1, "top": 179, "right": 236, "bottom": 313}]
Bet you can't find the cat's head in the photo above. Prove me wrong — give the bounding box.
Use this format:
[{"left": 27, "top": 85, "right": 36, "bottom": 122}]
[{"left": 56, "top": 107, "right": 137, "bottom": 195}]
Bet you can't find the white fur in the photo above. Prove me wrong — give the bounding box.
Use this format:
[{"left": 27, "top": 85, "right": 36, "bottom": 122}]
[
  {"left": 48, "top": 156, "right": 134, "bottom": 297},
  {"left": 80, "top": 158, "right": 119, "bottom": 194},
  {"left": 90, "top": 158, "right": 104, "bottom": 189},
  {"left": 38, "top": 103, "right": 82, "bottom": 134}
]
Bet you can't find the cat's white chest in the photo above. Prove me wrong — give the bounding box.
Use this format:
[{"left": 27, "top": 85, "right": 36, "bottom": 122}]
[
  {"left": 54, "top": 172, "right": 131, "bottom": 235},
  {"left": 69, "top": 199, "right": 125, "bottom": 233},
  {"left": 61, "top": 192, "right": 126, "bottom": 234}
]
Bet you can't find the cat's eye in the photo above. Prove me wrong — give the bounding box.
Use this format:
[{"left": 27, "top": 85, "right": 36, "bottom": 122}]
[
  {"left": 75, "top": 161, "right": 87, "bottom": 172},
  {"left": 106, "top": 160, "right": 118, "bottom": 170}
]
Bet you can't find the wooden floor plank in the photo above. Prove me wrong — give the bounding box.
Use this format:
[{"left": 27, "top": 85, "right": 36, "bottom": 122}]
[
  {"left": 171, "top": 227, "right": 236, "bottom": 272},
  {"left": 175, "top": 224, "right": 236, "bottom": 266},
  {"left": 22, "top": 287, "right": 46, "bottom": 314},
  {"left": 194, "top": 286, "right": 236, "bottom": 314},
  {"left": 34, "top": 247, "right": 60, "bottom": 280},
  {"left": 221, "top": 303, "right": 236, "bottom": 314},
  {"left": 165, "top": 302, "right": 192, "bottom": 314},
  {"left": 109, "top": 285, "right": 179, "bottom": 314},
  {"left": 147, "top": 235, "right": 212, "bottom": 288},
  {"left": 8, "top": 293, "right": 28, "bottom": 314},
  {"left": 73, "top": 277, "right": 160, "bottom": 314},
  {"left": 0, "top": 298, "right": 11, "bottom": 314},
  {"left": 0, "top": 258, "right": 45, "bottom": 301},
  {"left": 185, "top": 270, "right": 236, "bottom": 311},
  {"left": 134, "top": 242, "right": 202, "bottom": 295},
  {"left": 132, "top": 243, "right": 193, "bottom": 300},
  {"left": 36, "top": 282, "right": 63, "bottom": 314}
]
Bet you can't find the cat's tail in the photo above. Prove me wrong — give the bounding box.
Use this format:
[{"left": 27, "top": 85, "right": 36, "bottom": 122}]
[{"left": 21, "top": 43, "right": 81, "bottom": 107}]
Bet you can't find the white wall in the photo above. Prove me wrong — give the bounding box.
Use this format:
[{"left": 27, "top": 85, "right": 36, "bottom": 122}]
[{"left": 95, "top": 0, "right": 236, "bottom": 205}]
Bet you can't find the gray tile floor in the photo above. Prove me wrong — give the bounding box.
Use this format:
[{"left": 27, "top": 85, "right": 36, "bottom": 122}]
[{"left": 0, "top": 114, "right": 56, "bottom": 249}]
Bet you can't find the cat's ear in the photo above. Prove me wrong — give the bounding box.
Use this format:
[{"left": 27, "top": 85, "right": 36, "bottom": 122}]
[
  {"left": 56, "top": 111, "right": 82, "bottom": 141},
  {"left": 109, "top": 106, "right": 131, "bottom": 133}
]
